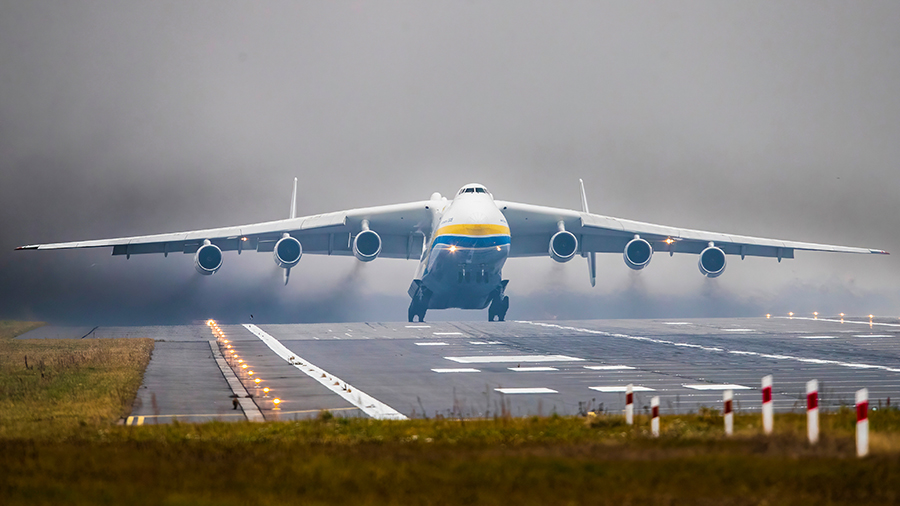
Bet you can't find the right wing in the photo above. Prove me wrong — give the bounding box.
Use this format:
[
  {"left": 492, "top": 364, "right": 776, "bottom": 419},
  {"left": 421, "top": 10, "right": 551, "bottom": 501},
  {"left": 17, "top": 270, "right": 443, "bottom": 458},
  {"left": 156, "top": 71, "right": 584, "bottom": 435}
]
[{"left": 16, "top": 201, "right": 436, "bottom": 261}]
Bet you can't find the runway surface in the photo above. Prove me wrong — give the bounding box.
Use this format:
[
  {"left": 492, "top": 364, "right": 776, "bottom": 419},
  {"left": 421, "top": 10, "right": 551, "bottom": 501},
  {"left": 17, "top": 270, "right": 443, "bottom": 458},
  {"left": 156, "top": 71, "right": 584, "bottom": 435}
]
[{"left": 21, "top": 316, "right": 900, "bottom": 422}]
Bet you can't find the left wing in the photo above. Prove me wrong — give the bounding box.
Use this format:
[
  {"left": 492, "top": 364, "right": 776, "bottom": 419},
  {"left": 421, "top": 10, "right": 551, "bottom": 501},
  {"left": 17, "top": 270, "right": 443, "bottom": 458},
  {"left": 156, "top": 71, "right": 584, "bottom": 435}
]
[
  {"left": 495, "top": 200, "right": 889, "bottom": 259},
  {"left": 16, "top": 201, "right": 435, "bottom": 260}
]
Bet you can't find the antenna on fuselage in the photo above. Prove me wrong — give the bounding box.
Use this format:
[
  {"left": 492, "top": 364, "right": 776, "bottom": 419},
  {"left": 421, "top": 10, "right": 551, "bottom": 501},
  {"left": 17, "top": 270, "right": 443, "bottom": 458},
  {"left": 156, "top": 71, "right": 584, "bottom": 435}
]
[{"left": 579, "top": 179, "right": 596, "bottom": 288}]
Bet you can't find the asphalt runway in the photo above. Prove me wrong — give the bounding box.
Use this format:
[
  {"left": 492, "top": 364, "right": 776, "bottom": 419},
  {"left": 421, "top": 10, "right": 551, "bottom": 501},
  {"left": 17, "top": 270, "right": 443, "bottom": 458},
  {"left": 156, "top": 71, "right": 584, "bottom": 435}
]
[{"left": 20, "top": 316, "right": 900, "bottom": 422}]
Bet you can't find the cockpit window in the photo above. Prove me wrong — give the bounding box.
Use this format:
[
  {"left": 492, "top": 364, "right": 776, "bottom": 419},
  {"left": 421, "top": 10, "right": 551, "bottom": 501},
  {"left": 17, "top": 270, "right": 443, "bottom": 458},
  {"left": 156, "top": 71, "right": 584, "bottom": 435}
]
[
  {"left": 475, "top": 188, "right": 486, "bottom": 193},
  {"left": 465, "top": 188, "right": 475, "bottom": 193}
]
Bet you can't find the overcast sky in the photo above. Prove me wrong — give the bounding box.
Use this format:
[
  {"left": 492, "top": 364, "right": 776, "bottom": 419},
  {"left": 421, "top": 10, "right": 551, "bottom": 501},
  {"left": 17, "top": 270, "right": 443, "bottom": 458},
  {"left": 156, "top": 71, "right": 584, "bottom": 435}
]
[{"left": 1, "top": 1, "right": 898, "bottom": 325}]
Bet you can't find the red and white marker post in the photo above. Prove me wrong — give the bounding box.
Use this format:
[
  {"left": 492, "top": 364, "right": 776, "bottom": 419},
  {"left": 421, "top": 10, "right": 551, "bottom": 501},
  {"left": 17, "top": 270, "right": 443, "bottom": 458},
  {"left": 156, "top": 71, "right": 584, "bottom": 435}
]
[
  {"left": 807, "top": 379, "right": 819, "bottom": 444},
  {"left": 625, "top": 383, "right": 634, "bottom": 425},
  {"left": 762, "top": 375, "right": 773, "bottom": 435},
  {"left": 856, "top": 388, "right": 869, "bottom": 457},
  {"left": 723, "top": 389, "right": 734, "bottom": 436},
  {"left": 651, "top": 396, "right": 660, "bottom": 437}
]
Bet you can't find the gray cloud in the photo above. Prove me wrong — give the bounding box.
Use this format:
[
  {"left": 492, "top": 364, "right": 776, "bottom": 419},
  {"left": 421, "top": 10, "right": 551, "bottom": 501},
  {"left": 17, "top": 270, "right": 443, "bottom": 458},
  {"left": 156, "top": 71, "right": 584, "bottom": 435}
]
[{"left": 1, "top": 1, "right": 898, "bottom": 324}]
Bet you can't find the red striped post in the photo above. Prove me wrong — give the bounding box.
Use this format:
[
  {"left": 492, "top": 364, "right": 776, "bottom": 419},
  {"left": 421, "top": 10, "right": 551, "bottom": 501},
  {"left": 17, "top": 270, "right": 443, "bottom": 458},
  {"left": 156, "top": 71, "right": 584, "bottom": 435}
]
[
  {"left": 761, "top": 375, "right": 773, "bottom": 435},
  {"left": 651, "top": 396, "right": 660, "bottom": 437},
  {"left": 723, "top": 389, "right": 734, "bottom": 436},
  {"left": 856, "top": 388, "right": 869, "bottom": 457},
  {"left": 807, "top": 379, "right": 819, "bottom": 444},
  {"left": 625, "top": 383, "right": 634, "bottom": 425}
]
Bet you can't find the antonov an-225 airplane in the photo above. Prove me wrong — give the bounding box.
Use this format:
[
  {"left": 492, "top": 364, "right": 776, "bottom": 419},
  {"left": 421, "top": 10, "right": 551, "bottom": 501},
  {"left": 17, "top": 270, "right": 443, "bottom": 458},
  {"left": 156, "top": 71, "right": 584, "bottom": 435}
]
[{"left": 17, "top": 180, "right": 889, "bottom": 322}]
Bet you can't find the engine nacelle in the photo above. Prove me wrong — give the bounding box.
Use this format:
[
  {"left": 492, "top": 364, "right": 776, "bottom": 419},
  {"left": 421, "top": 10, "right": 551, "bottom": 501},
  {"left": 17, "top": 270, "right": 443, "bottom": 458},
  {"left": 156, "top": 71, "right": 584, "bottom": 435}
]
[
  {"left": 194, "top": 243, "right": 223, "bottom": 275},
  {"left": 549, "top": 230, "right": 578, "bottom": 263},
  {"left": 624, "top": 236, "right": 653, "bottom": 270},
  {"left": 698, "top": 245, "right": 727, "bottom": 278},
  {"left": 273, "top": 236, "right": 302, "bottom": 269},
  {"left": 353, "top": 229, "right": 382, "bottom": 262}
]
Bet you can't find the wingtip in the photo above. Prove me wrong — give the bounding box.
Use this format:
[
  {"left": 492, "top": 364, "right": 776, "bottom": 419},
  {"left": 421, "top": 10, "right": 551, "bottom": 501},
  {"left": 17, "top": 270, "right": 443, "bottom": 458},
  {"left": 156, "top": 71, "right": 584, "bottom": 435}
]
[{"left": 14, "top": 245, "right": 35, "bottom": 251}]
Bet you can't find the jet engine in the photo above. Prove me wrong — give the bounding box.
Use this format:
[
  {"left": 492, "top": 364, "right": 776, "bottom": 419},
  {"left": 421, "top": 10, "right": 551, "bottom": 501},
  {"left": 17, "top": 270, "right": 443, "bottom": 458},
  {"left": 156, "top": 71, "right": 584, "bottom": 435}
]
[
  {"left": 194, "top": 242, "right": 223, "bottom": 275},
  {"left": 273, "top": 235, "right": 302, "bottom": 269},
  {"left": 623, "top": 236, "right": 653, "bottom": 270},
  {"left": 353, "top": 229, "right": 382, "bottom": 262},
  {"left": 698, "top": 245, "right": 727, "bottom": 278},
  {"left": 549, "top": 230, "right": 578, "bottom": 263}
]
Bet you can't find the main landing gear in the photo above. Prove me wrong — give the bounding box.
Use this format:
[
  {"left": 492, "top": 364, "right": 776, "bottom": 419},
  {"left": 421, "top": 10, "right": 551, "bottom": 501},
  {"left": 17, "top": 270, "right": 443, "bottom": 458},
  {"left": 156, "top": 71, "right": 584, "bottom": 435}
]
[
  {"left": 408, "top": 284, "right": 431, "bottom": 323},
  {"left": 488, "top": 280, "right": 510, "bottom": 322}
]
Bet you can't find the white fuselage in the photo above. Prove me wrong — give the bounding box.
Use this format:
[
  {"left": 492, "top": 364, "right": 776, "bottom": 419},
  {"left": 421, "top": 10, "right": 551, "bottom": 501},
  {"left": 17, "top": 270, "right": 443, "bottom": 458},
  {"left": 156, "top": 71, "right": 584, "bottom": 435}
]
[{"left": 410, "top": 189, "right": 511, "bottom": 310}]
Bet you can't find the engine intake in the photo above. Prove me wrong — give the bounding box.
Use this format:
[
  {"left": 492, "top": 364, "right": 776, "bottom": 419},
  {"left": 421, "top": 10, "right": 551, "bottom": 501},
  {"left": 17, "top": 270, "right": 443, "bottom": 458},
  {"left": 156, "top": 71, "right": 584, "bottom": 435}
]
[
  {"left": 353, "top": 229, "right": 382, "bottom": 262},
  {"left": 699, "top": 245, "right": 727, "bottom": 278},
  {"left": 549, "top": 230, "right": 578, "bottom": 263},
  {"left": 194, "top": 243, "right": 223, "bottom": 275},
  {"left": 624, "top": 236, "right": 653, "bottom": 270},
  {"left": 274, "top": 236, "right": 302, "bottom": 268}
]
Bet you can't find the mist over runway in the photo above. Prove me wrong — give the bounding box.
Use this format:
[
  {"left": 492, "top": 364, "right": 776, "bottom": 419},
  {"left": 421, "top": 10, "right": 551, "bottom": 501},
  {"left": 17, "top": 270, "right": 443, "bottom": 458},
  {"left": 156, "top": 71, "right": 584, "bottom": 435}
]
[{"left": 22, "top": 316, "right": 900, "bottom": 423}]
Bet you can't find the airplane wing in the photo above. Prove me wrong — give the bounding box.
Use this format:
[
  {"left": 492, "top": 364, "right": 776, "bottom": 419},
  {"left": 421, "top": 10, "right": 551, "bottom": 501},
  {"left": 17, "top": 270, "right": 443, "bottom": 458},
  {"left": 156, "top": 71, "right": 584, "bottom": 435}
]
[
  {"left": 494, "top": 200, "right": 889, "bottom": 259},
  {"left": 16, "top": 201, "right": 435, "bottom": 260}
]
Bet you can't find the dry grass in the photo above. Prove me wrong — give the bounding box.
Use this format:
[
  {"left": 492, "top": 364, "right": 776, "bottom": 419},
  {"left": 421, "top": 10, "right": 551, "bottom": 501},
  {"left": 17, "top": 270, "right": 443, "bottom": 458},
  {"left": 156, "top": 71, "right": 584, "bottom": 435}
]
[{"left": 0, "top": 320, "right": 153, "bottom": 438}]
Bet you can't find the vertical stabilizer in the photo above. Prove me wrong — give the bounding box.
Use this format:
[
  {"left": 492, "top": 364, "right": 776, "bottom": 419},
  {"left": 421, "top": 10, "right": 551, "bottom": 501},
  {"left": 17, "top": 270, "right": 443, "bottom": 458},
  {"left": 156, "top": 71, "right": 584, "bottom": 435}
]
[{"left": 290, "top": 177, "right": 298, "bottom": 219}]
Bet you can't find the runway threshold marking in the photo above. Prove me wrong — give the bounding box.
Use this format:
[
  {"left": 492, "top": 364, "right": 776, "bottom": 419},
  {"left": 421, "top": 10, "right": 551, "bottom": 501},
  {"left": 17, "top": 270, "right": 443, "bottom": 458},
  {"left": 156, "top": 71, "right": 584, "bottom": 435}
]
[
  {"left": 516, "top": 321, "right": 900, "bottom": 374},
  {"left": 495, "top": 387, "right": 557, "bottom": 394},
  {"left": 589, "top": 386, "right": 655, "bottom": 393},
  {"left": 509, "top": 367, "right": 558, "bottom": 372},
  {"left": 584, "top": 365, "right": 635, "bottom": 370},
  {"left": 445, "top": 355, "right": 583, "bottom": 364},
  {"left": 683, "top": 384, "right": 751, "bottom": 391},
  {"left": 243, "top": 324, "right": 407, "bottom": 420},
  {"left": 415, "top": 342, "right": 449, "bottom": 346},
  {"left": 432, "top": 368, "right": 480, "bottom": 373}
]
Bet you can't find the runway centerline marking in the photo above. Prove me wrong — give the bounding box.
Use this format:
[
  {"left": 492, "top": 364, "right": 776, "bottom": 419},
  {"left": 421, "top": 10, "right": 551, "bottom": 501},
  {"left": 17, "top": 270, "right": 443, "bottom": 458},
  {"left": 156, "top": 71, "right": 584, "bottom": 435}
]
[
  {"left": 434, "top": 332, "right": 464, "bottom": 336},
  {"left": 515, "top": 321, "right": 900, "bottom": 374},
  {"left": 799, "top": 335, "right": 837, "bottom": 339},
  {"left": 415, "top": 342, "right": 449, "bottom": 346},
  {"left": 243, "top": 324, "right": 407, "bottom": 420},
  {"left": 509, "top": 366, "right": 558, "bottom": 372},
  {"left": 432, "top": 368, "right": 480, "bottom": 373},
  {"left": 495, "top": 387, "right": 557, "bottom": 394},
  {"left": 584, "top": 365, "right": 635, "bottom": 371},
  {"left": 683, "top": 384, "right": 751, "bottom": 390},
  {"left": 445, "top": 355, "right": 583, "bottom": 364},
  {"left": 589, "top": 386, "right": 655, "bottom": 393}
]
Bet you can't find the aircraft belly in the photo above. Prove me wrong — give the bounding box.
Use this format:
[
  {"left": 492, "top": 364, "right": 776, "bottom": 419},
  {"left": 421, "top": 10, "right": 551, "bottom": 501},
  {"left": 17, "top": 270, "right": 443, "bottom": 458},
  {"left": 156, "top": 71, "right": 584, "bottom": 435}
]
[{"left": 421, "top": 244, "right": 508, "bottom": 310}]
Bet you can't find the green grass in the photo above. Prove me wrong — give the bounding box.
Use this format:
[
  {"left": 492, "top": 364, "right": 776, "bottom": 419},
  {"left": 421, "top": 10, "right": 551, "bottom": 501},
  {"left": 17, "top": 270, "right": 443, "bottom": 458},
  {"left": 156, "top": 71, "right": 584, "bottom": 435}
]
[
  {"left": 0, "top": 320, "right": 154, "bottom": 438},
  {"left": 1, "top": 320, "right": 899, "bottom": 504}
]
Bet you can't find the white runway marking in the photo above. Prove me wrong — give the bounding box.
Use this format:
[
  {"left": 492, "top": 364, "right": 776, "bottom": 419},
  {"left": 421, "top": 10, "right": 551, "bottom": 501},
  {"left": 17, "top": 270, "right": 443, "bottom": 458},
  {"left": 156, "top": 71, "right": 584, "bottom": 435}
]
[
  {"left": 516, "top": 321, "right": 900, "bottom": 373},
  {"left": 664, "top": 322, "right": 692, "bottom": 325},
  {"left": 854, "top": 335, "right": 894, "bottom": 338},
  {"left": 406, "top": 325, "right": 431, "bottom": 328},
  {"left": 434, "top": 332, "right": 464, "bottom": 336},
  {"left": 415, "top": 342, "right": 449, "bottom": 346},
  {"left": 243, "top": 324, "right": 407, "bottom": 420},
  {"left": 432, "top": 368, "right": 480, "bottom": 373},
  {"left": 589, "top": 385, "right": 655, "bottom": 393},
  {"left": 722, "top": 328, "right": 755, "bottom": 332},
  {"left": 495, "top": 387, "right": 557, "bottom": 394},
  {"left": 469, "top": 341, "right": 487, "bottom": 344},
  {"left": 584, "top": 365, "right": 635, "bottom": 371},
  {"left": 683, "top": 384, "right": 751, "bottom": 390},
  {"left": 509, "top": 367, "right": 558, "bottom": 372},
  {"left": 445, "top": 355, "right": 584, "bottom": 364},
  {"left": 799, "top": 335, "right": 837, "bottom": 339}
]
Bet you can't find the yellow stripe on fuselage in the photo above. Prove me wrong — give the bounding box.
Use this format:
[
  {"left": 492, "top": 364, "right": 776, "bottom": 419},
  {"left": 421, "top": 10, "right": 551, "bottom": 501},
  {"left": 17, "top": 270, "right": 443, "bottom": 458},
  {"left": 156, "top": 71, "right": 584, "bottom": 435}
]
[{"left": 434, "top": 224, "right": 510, "bottom": 238}]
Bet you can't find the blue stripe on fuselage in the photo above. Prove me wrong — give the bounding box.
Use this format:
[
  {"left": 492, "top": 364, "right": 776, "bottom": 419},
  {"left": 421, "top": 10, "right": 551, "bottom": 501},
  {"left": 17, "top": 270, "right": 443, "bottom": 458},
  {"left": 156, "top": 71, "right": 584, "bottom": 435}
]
[{"left": 432, "top": 234, "right": 511, "bottom": 249}]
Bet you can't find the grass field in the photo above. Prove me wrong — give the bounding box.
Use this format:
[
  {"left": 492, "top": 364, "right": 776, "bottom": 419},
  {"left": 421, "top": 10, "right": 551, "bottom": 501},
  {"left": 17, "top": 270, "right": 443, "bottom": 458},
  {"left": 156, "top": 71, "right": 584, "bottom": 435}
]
[
  {"left": 1, "top": 321, "right": 899, "bottom": 505},
  {"left": 0, "top": 320, "right": 153, "bottom": 438}
]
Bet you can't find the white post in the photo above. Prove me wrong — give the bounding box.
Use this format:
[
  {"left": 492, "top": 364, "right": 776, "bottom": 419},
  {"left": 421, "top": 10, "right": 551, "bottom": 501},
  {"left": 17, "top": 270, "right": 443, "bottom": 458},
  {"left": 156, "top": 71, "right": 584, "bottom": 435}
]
[
  {"left": 724, "top": 389, "right": 734, "bottom": 436},
  {"left": 762, "top": 375, "right": 773, "bottom": 435},
  {"left": 625, "top": 383, "right": 634, "bottom": 425},
  {"left": 856, "top": 388, "right": 869, "bottom": 458},
  {"left": 807, "top": 379, "right": 819, "bottom": 445},
  {"left": 651, "top": 396, "right": 660, "bottom": 437}
]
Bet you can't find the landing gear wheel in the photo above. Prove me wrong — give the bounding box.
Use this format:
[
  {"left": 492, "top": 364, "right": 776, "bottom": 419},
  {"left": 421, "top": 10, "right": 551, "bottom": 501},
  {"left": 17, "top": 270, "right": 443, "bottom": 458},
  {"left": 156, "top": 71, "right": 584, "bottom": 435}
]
[{"left": 488, "top": 295, "right": 510, "bottom": 322}]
